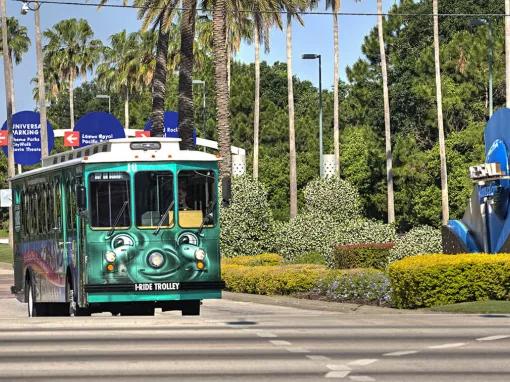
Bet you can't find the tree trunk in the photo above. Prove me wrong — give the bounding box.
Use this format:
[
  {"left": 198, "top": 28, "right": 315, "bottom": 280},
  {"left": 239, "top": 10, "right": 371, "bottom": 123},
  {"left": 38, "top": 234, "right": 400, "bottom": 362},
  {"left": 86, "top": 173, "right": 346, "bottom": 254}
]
[
  {"left": 178, "top": 0, "right": 196, "bottom": 150},
  {"left": 226, "top": 25, "right": 231, "bottom": 95},
  {"left": 1, "top": 0, "right": 15, "bottom": 249},
  {"left": 506, "top": 0, "right": 510, "bottom": 107},
  {"left": 433, "top": 0, "right": 449, "bottom": 224},
  {"left": 151, "top": 14, "right": 170, "bottom": 137},
  {"left": 333, "top": 9, "right": 340, "bottom": 177},
  {"left": 8, "top": 51, "right": 15, "bottom": 112},
  {"left": 287, "top": 13, "right": 297, "bottom": 219},
  {"left": 69, "top": 71, "right": 75, "bottom": 130},
  {"left": 124, "top": 87, "right": 129, "bottom": 130},
  {"left": 377, "top": 0, "right": 395, "bottom": 225},
  {"left": 213, "top": 0, "right": 232, "bottom": 180},
  {"left": 253, "top": 23, "right": 260, "bottom": 180}
]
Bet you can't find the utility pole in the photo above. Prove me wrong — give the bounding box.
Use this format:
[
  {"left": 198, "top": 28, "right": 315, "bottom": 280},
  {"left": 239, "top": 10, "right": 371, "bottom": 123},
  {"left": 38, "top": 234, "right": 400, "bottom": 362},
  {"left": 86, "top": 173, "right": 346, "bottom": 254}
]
[{"left": 1, "top": 0, "right": 16, "bottom": 249}]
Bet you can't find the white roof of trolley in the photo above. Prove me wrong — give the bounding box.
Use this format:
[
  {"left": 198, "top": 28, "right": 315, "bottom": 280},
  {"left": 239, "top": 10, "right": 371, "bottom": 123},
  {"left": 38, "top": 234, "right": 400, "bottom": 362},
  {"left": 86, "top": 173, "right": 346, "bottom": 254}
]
[{"left": 11, "top": 138, "right": 220, "bottom": 181}]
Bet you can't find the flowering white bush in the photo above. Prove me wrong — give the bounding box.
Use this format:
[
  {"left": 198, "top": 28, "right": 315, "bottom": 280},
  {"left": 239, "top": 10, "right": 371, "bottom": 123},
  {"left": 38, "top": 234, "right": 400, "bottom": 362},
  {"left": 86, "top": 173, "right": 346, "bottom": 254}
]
[
  {"left": 273, "top": 212, "right": 337, "bottom": 262},
  {"left": 388, "top": 225, "right": 443, "bottom": 263},
  {"left": 220, "top": 176, "right": 275, "bottom": 258},
  {"left": 335, "top": 219, "right": 396, "bottom": 246},
  {"left": 303, "top": 177, "right": 362, "bottom": 224}
]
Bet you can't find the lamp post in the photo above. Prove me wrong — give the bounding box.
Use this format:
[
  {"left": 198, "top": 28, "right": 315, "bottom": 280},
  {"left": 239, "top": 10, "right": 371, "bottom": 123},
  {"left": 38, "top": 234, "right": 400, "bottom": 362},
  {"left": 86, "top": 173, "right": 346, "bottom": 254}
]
[
  {"left": 96, "top": 94, "right": 111, "bottom": 113},
  {"left": 471, "top": 18, "right": 494, "bottom": 117},
  {"left": 302, "top": 53, "right": 323, "bottom": 177},
  {"left": 21, "top": 0, "right": 49, "bottom": 159},
  {"left": 192, "top": 79, "right": 206, "bottom": 140}
]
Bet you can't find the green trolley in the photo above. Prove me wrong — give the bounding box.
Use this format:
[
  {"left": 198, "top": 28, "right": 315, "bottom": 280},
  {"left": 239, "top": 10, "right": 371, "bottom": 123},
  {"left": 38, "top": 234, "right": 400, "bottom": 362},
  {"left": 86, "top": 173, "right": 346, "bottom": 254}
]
[{"left": 10, "top": 138, "right": 224, "bottom": 316}]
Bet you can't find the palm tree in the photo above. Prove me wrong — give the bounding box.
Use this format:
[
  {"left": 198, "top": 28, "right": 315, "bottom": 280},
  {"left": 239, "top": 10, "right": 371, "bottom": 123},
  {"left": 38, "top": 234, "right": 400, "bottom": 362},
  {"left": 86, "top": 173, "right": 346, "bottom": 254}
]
[
  {"left": 178, "top": 0, "right": 197, "bottom": 149},
  {"left": 0, "top": 17, "right": 30, "bottom": 113},
  {"left": 212, "top": 0, "right": 232, "bottom": 181},
  {"left": 285, "top": 1, "right": 304, "bottom": 219},
  {"left": 43, "top": 19, "right": 102, "bottom": 130},
  {"left": 376, "top": 0, "right": 394, "bottom": 224},
  {"left": 432, "top": 0, "right": 449, "bottom": 224},
  {"left": 252, "top": 2, "right": 282, "bottom": 180},
  {"left": 326, "top": 0, "right": 340, "bottom": 176},
  {"left": 97, "top": 31, "right": 142, "bottom": 130}
]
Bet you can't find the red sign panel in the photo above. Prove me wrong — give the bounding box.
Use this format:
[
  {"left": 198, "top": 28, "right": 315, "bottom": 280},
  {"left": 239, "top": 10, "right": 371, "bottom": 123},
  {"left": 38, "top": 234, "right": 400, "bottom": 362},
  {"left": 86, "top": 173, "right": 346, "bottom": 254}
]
[
  {"left": 64, "top": 131, "right": 80, "bottom": 147},
  {"left": 135, "top": 130, "right": 151, "bottom": 138},
  {"left": 0, "top": 130, "right": 7, "bottom": 147}
]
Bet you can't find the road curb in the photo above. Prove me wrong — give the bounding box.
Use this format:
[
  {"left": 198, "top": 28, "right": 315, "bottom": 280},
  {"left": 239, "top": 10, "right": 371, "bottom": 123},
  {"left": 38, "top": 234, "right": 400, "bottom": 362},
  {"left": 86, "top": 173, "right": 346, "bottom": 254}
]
[
  {"left": 222, "top": 291, "right": 405, "bottom": 314},
  {"left": 0, "top": 262, "right": 12, "bottom": 271}
]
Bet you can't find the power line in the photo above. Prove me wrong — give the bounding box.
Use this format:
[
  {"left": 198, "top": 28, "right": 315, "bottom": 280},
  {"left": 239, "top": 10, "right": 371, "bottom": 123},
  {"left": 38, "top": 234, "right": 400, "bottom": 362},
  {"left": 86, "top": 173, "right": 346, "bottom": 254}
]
[{"left": 10, "top": 0, "right": 510, "bottom": 18}]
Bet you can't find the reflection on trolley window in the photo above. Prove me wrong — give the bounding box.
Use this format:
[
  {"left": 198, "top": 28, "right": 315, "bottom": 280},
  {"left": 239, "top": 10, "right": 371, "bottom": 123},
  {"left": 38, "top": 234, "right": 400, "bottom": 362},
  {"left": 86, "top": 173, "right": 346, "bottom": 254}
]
[
  {"left": 135, "top": 171, "right": 174, "bottom": 228},
  {"left": 90, "top": 172, "right": 130, "bottom": 228},
  {"left": 178, "top": 170, "right": 216, "bottom": 228}
]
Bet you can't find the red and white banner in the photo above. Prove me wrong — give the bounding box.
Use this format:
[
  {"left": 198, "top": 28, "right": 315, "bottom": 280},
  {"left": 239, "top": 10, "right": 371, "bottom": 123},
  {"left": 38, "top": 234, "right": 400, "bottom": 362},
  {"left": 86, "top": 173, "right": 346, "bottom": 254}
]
[
  {"left": 135, "top": 130, "right": 151, "bottom": 138},
  {"left": 0, "top": 131, "right": 8, "bottom": 147},
  {"left": 64, "top": 131, "right": 80, "bottom": 147}
]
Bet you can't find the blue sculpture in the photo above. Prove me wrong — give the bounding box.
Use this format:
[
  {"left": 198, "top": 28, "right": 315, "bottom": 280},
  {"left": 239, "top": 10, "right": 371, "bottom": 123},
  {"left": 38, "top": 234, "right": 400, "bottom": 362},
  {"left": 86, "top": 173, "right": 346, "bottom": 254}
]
[{"left": 444, "top": 108, "right": 510, "bottom": 253}]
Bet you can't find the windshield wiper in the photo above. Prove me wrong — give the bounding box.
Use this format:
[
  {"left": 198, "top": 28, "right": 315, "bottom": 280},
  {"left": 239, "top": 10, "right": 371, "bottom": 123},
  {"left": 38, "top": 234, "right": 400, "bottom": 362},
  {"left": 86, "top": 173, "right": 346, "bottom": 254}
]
[
  {"left": 107, "top": 200, "right": 129, "bottom": 238},
  {"left": 198, "top": 201, "right": 216, "bottom": 236},
  {"left": 153, "top": 200, "right": 175, "bottom": 236}
]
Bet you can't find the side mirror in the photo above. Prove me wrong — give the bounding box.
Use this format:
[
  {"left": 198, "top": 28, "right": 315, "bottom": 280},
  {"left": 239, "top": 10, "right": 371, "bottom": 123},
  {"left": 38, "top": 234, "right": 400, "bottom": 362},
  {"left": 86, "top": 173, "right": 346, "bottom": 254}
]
[
  {"left": 77, "top": 185, "right": 86, "bottom": 211},
  {"left": 221, "top": 176, "right": 231, "bottom": 208}
]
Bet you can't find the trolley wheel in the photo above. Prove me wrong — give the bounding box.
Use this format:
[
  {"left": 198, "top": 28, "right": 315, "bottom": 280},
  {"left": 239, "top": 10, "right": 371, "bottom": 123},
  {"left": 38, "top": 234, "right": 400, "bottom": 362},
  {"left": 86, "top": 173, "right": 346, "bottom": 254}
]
[
  {"left": 26, "top": 278, "right": 46, "bottom": 317},
  {"left": 67, "top": 278, "right": 90, "bottom": 317},
  {"left": 181, "top": 300, "right": 201, "bottom": 316}
]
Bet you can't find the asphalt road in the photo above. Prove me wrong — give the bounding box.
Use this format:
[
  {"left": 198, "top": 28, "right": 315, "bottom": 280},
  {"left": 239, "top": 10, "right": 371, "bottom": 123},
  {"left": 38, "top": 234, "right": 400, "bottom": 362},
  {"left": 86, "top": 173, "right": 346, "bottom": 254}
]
[{"left": 1, "top": 268, "right": 510, "bottom": 382}]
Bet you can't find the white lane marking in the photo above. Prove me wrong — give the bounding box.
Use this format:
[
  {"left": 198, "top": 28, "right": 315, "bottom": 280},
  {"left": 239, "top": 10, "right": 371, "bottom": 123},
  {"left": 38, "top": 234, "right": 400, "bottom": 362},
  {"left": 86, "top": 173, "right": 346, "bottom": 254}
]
[
  {"left": 476, "top": 335, "right": 510, "bottom": 341},
  {"left": 349, "top": 376, "right": 376, "bottom": 382},
  {"left": 327, "top": 364, "right": 352, "bottom": 371},
  {"left": 308, "top": 355, "right": 331, "bottom": 361},
  {"left": 256, "top": 332, "right": 278, "bottom": 338},
  {"left": 285, "top": 347, "right": 310, "bottom": 353},
  {"left": 325, "top": 371, "right": 351, "bottom": 378},
  {"left": 348, "top": 359, "right": 378, "bottom": 366},
  {"left": 383, "top": 350, "right": 419, "bottom": 356},
  {"left": 270, "top": 340, "right": 292, "bottom": 346},
  {"left": 428, "top": 342, "right": 466, "bottom": 349}
]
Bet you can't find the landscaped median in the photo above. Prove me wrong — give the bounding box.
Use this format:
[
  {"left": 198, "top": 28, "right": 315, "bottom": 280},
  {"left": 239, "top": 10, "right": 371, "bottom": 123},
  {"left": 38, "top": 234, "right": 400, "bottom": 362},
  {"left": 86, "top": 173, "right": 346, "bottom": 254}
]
[
  {"left": 222, "top": 253, "right": 391, "bottom": 306},
  {"left": 389, "top": 253, "right": 510, "bottom": 309}
]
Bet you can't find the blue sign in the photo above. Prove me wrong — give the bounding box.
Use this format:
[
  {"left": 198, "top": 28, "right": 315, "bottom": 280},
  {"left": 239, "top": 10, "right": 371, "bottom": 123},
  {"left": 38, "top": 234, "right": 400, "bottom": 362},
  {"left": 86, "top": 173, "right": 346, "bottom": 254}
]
[
  {"left": 144, "top": 111, "right": 196, "bottom": 143},
  {"left": 74, "top": 112, "right": 125, "bottom": 147},
  {"left": 1, "top": 111, "right": 55, "bottom": 166}
]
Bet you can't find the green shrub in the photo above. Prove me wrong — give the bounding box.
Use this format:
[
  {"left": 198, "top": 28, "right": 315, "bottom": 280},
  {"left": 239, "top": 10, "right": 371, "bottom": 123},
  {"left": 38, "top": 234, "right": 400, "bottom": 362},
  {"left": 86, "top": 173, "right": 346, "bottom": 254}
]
[
  {"left": 335, "top": 219, "right": 396, "bottom": 246},
  {"left": 303, "top": 177, "right": 362, "bottom": 224},
  {"left": 273, "top": 212, "right": 337, "bottom": 262},
  {"left": 389, "top": 254, "right": 510, "bottom": 309},
  {"left": 329, "top": 243, "right": 394, "bottom": 270},
  {"left": 388, "top": 225, "right": 442, "bottom": 263},
  {"left": 222, "top": 263, "right": 326, "bottom": 295},
  {"left": 312, "top": 269, "right": 391, "bottom": 306},
  {"left": 289, "top": 252, "right": 326, "bottom": 265},
  {"left": 223, "top": 253, "right": 283, "bottom": 267},
  {"left": 220, "top": 176, "right": 275, "bottom": 258}
]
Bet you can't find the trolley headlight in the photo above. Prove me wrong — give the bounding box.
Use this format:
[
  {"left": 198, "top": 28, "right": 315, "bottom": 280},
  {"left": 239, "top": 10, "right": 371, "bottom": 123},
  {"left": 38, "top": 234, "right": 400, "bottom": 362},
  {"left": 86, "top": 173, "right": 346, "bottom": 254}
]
[
  {"left": 148, "top": 252, "right": 165, "bottom": 268},
  {"left": 194, "top": 248, "right": 206, "bottom": 261},
  {"left": 104, "top": 251, "right": 116, "bottom": 263}
]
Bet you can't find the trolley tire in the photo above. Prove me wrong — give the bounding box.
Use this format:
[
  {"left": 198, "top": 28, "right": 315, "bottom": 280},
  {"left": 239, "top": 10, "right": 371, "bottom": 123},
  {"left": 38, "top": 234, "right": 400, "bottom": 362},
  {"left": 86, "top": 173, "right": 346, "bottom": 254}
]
[
  {"left": 26, "top": 278, "right": 47, "bottom": 317},
  {"left": 67, "top": 277, "right": 91, "bottom": 317},
  {"left": 181, "top": 300, "right": 200, "bottom": 316}
]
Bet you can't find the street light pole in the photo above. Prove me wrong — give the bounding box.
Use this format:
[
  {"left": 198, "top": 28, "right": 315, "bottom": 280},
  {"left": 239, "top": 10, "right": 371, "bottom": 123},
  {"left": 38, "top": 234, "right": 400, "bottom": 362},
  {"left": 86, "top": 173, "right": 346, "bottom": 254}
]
[
  {"left": 302, "top": 53, "right": 323, "bottom": 177},
  {"left": 488, "top": 20, "right": 494, "bottom": 117},
  {"left": 192, "top": 79, "right": 206, "bottom": 140}
]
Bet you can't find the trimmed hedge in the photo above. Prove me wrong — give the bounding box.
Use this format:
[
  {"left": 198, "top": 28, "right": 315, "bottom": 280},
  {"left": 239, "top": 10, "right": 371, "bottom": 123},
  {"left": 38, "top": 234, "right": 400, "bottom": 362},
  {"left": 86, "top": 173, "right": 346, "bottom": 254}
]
[
  {"left": 330, "top": 243, "right": 394, "bottom": 270},
  {"left": 222, "top": 254, "right": 391, "bottom": 305},
  {"left": 388, "top": 225, "right": 442, "bottom": 263},
  {"left": 389, "top": 254, "right": 510, "bottom": 309}
]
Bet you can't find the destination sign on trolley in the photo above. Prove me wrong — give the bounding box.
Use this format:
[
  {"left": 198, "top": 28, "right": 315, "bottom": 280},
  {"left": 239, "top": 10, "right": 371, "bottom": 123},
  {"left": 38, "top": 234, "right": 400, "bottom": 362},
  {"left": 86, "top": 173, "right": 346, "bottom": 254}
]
[
  {"left": 91, "top": 172, "right": 129, "bottom": 181},
  {"left": 134, "top": 282, "right": 180, "bottom": 291}
]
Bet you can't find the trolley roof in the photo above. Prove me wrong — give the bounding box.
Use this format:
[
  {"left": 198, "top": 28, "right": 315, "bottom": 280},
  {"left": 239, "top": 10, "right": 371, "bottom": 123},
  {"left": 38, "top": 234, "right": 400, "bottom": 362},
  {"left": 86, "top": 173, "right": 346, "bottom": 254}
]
[{"left": 11, "top": 138, "right": 220, "bottom": 181}]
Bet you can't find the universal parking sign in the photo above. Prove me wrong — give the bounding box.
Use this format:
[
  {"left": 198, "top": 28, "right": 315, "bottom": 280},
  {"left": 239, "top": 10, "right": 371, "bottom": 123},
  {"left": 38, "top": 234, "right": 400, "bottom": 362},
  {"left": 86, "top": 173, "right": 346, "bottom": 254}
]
[{"left": 1, "top": 111, "right": 55, "bottom": 165}]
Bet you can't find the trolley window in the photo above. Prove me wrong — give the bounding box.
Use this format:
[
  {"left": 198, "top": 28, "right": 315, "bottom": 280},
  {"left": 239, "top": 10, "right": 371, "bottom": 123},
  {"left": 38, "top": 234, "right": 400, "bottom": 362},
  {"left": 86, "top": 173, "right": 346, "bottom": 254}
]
[
  {"left": 89, "top": 172, "right": 130, "bottom": 228},
  {"left": 178, "top": 170, "right": 216, "bottom": 228},
  {"left": 135, "top": 171, "right": 174, "bottom": 228}
]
